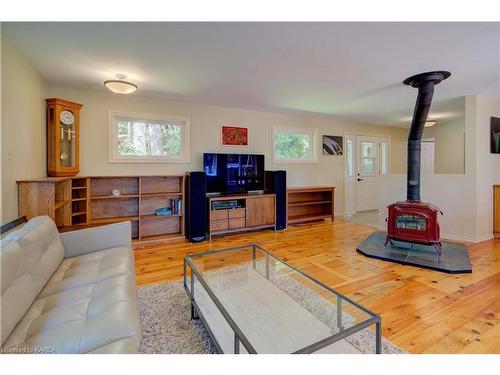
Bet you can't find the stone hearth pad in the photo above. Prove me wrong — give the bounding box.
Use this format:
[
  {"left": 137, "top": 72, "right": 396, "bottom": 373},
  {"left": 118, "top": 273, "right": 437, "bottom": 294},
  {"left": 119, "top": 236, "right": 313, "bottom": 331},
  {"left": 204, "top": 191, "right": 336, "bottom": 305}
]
[{"left": 357, "top": 231, "right": 472, "bottom": 274}]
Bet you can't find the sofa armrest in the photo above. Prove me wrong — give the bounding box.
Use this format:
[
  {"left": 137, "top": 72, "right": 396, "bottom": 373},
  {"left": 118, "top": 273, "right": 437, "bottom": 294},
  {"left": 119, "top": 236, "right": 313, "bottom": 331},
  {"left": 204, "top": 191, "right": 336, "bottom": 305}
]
[{"left": 60, "top": 221, "right": 132, "bottom": 258}]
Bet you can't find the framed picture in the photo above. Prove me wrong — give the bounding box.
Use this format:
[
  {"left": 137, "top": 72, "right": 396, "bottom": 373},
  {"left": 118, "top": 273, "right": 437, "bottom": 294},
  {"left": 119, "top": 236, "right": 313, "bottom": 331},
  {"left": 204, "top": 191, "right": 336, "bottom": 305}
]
[
  {"left": 491, "top": 117, "right": 500, "bottom": 154},
  {"left": 322, "top": 135, "right": 343, "bottom": 155},
  {"left": 221, "top": 125, "right": 249, "bottom": 146}
]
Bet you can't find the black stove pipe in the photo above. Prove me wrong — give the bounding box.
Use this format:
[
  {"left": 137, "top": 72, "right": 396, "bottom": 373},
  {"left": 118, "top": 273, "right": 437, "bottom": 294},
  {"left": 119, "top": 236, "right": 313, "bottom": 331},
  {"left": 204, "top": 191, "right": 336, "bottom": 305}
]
[{"left": 403, "top": 71, "right": 450, "bottom": 202}]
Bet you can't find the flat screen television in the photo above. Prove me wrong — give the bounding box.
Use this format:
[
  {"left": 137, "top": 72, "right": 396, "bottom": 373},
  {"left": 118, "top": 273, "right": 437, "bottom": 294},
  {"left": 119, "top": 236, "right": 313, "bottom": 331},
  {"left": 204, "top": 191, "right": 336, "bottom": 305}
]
[{"left": 203, "top": 153, "right": 265, "bottom": 194}]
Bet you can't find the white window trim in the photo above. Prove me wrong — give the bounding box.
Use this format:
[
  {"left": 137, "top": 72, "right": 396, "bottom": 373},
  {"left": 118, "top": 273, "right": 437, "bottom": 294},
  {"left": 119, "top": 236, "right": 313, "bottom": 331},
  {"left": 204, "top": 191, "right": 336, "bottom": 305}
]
[
  {"left": 107, "top": 111, "right": 191, "bottom": 163},
  {"left": 379, "top": 136, "right": 391, "bottom": 175},
  {"left": 272, "top": 126, "right": 318, "bottom": 164}
]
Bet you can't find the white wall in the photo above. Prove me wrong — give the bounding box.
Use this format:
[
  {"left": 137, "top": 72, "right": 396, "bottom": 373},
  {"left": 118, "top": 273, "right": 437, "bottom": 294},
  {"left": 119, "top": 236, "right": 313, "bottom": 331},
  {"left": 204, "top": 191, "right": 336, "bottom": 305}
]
[
  {"left": 423, "top": 102, "right": 465, "bottom": 175},
  {"left": 1, "top": 34, "right": 47, "bottom": 224},
  {"left": 45, "top": 86, "right": 408, "bottom": 216},
  {"left": 378, "top": 174, "right": 478, "bottom": 241},
  {"left": 470, "top": 95, "right": 500, "bottom": 241}
]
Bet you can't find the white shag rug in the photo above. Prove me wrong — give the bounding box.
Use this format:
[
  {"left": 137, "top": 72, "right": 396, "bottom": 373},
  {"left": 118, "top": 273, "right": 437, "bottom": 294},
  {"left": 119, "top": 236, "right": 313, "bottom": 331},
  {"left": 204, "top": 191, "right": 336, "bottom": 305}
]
[{"left": 137, "top": 279, "right": 406, "bottom": 354}]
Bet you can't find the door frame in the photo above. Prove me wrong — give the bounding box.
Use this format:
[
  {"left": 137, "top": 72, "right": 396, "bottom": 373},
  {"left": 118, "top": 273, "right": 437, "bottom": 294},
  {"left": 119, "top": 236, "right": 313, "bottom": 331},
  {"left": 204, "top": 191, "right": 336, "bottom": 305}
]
[{"left": 344, "top": 132, "right": 391, "bottom": 216}]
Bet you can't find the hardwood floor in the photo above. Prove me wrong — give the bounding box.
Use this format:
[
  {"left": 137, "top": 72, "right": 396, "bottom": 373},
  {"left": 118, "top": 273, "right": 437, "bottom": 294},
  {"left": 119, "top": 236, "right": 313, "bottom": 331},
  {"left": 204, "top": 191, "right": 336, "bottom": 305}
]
[{"left": 134, "top": 219, "right": 500, "bottom": 354}]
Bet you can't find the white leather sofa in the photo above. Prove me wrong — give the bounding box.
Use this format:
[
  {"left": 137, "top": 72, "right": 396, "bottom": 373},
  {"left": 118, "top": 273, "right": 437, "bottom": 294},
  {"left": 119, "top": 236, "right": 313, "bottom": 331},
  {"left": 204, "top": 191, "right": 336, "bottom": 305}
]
[{"left": 0, "top": 216, "right": 141, "bottom": 353}]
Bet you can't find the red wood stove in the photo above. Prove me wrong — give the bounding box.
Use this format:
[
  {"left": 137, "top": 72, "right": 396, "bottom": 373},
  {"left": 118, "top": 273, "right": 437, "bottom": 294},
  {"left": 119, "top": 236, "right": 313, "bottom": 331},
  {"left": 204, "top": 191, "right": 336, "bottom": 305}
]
[{"left": 385, "top": 201, "right": 442, "bottom": 253}]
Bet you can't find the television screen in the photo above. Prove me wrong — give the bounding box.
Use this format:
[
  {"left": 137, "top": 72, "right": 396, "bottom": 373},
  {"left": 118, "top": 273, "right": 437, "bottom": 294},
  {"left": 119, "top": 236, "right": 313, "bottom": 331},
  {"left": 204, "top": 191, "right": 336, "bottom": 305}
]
[{"left": 203, "top": 153, "right": 265, "bottom": 194}]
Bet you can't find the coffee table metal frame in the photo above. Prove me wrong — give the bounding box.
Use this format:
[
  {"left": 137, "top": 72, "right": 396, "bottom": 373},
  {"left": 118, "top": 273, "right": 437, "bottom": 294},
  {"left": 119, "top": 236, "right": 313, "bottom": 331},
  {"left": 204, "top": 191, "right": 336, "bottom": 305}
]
[{"left": 183, "top": 244, "right": 382, "bottom": 354}]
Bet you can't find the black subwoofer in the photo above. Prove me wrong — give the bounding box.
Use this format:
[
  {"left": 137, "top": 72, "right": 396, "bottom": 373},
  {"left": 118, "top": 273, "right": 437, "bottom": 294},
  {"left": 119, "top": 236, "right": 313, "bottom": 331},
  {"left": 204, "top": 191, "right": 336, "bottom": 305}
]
[{"left": 265, "top": 170, "right": 287, "bottom": 230}]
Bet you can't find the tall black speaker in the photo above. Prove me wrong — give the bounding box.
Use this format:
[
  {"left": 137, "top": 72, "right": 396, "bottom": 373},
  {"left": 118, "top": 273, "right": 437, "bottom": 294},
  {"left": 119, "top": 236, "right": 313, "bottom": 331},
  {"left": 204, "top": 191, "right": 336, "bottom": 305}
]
[
  {"left": 265, "top": 170, "right": 287, "bottom": 230},
  {"left": 185, "top": 171, "right": 207, "bottom": 242}
]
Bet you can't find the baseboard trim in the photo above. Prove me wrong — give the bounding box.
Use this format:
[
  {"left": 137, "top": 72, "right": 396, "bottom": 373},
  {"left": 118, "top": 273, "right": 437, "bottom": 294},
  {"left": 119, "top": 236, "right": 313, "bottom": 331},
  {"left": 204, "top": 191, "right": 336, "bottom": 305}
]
[
  {"left": 370, "top": 228, "right": 494, "bottom": 244},
  {"left": 341, "top": 215, "right": 495, "bottom": 244},
  {"left": 439, "top": 233, "right": 494, "bottom": 244}
]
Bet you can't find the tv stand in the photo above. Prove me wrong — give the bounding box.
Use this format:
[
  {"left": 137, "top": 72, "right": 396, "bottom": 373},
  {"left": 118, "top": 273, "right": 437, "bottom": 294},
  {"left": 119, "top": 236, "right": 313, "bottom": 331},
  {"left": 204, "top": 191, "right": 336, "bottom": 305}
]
[{"left": 207, "top": 193, "right": 276, "bottom": 240}]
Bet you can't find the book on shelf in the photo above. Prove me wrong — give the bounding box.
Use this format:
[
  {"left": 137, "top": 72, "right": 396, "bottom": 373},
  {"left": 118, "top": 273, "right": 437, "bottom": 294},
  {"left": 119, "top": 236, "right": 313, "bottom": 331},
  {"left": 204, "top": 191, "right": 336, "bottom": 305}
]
[{"left": 169, "top": 198, "right": 182, "bottom": 215}]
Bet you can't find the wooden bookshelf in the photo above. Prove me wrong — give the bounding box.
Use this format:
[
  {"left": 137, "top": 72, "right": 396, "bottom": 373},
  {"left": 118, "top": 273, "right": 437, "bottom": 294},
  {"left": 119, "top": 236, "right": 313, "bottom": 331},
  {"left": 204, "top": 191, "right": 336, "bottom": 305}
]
[
  {"left": 18, "top": 175, "right": 185, "bottom": 245},
  {"left": 138, "top": 176, "right": 184, "bottom": 244},
  {"left": 286, "top": 186, "right": 335, "bottom": 225}
]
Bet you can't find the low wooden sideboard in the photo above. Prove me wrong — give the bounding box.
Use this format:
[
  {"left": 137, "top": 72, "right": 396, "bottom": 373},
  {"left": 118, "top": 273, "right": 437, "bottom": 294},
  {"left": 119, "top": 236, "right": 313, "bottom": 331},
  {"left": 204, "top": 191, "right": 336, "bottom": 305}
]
[
  {"left": 207, "top": 193, "right": 276, "bottom": 240},
  {"left": 495, "top": 185, "right": 500, "bottom": 239},
  {"left": 286, "top": 186, "right": 335, "bottom": 225},
  {"left": 17, "top": 175, "right": 185, "bottom": 246}
]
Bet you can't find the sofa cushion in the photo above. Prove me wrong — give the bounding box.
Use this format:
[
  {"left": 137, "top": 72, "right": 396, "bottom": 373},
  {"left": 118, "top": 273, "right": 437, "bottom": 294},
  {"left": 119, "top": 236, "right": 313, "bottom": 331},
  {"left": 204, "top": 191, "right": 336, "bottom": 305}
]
[
  {"left": 2, "top": 271, "right": 140, "bottom": 353},
  {"left": 86, "top": 337, "right": 139, "bottom": 354},
  {"left": 39, "top": 246, "right": 135, "bottom": 298},
  {"left": 0, "top": 216, "right": 64, "bottom": 345},
  {"left": 2, "top": 245, "right": 140, "bottom": 353},
  {"left": 0, "top": 240, "right": 36, "bottom": 345}
]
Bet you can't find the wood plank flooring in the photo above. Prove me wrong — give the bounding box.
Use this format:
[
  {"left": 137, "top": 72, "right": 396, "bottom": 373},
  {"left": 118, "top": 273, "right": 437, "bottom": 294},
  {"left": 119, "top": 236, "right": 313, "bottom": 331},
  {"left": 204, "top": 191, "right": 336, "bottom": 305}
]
[{"left": 134, "top": 219, "right": 500, "bottom": 354}]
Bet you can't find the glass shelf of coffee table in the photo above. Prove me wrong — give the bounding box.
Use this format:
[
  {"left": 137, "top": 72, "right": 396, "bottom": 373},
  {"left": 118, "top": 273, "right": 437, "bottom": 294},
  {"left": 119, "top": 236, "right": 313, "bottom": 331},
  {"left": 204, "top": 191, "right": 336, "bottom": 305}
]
[{"left": 183, "top": 244, "right": 381, "bottom": 354}]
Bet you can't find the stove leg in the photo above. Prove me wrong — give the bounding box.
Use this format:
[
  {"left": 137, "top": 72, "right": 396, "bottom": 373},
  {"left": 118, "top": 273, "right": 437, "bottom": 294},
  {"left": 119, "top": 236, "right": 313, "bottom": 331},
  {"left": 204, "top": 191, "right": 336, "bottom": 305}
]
[
  {"left": 384, "top": 236, "right": 390, "bottom": 248},
  {"left": 433, "top": 242, "right": 442, "bottom": 256}
]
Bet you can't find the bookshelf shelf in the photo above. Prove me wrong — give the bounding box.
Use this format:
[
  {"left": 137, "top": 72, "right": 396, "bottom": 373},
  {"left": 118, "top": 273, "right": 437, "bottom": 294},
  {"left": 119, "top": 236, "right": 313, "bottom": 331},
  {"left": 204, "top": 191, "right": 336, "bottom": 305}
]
[
  {"left": 140, "top": 214, "right": 182, "bottom": 220},
  {"left": 91, "top": 194, "right": 139, "bottom": 200},
  {"left": 55, "top": 200, "right": 70, "bottom": 210},
  {"left": 90, "top": 216, "right": 139, "bottom": 224},
  {"left": 141, "top": 192, "right": 183, "bottom": 197}
]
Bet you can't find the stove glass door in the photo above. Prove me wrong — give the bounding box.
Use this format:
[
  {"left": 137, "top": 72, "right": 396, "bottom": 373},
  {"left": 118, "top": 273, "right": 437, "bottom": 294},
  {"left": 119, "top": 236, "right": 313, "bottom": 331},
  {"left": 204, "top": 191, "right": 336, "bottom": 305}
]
[{"left": 396, "top": 214, "right": 427, "bottom": 231}]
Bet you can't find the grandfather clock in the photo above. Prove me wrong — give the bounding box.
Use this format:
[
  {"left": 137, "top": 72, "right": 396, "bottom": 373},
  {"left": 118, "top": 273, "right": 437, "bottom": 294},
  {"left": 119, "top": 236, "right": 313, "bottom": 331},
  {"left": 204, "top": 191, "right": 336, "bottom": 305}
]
[{"left": 46, "top": 98, "right": 83, "bottom": 176}]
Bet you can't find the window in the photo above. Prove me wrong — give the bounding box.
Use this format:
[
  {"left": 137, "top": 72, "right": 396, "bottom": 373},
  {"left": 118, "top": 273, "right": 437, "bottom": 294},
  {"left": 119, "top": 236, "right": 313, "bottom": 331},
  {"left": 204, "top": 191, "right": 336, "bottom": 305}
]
[
  {"left": 273, "top": 126, "right": 317, "bottom": 163},
  {"left": 360, "top": 141, "right": 377, "bottom": 175},
  {"left": 108, "top": 112, "right": 190, "bottom": 162}
]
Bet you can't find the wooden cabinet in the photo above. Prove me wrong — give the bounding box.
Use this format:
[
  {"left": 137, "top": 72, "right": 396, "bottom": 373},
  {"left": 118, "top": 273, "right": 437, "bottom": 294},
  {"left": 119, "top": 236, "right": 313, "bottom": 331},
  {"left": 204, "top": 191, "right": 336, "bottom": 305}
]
[
  {"left": 46, "top": 98, "right": 83, "bottom": 177},
  {"left": 287, "top": 186, "right": 335, "bottom": 225},
  {"left": 208, "top": 194, "right": 275, "bottom": 239},
  {"left": 495, "top": 185, "right": 500, "bottom": 239},
  {"left": 246, "top": 195, "right": 275, "bottom": 227}
]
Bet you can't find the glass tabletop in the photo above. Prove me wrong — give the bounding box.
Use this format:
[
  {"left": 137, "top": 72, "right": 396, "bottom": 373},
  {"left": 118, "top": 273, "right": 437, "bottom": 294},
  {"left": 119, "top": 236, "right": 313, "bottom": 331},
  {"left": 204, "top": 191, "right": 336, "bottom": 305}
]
[{"left": 184, "top": 244, "right": 381, "bottom": 354}]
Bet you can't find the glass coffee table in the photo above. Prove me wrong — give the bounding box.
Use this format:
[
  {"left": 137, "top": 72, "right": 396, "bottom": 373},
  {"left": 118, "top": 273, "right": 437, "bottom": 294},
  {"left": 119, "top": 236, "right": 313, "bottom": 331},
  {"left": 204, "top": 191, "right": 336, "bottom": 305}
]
[{"left": 183, "top": 244, "right": 381, "bottom": 354}]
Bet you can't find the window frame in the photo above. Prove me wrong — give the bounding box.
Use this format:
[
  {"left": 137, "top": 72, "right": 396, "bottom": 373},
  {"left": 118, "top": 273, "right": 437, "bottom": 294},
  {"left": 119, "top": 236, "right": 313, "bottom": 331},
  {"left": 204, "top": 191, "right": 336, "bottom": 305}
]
[
  {"left": 272, "top": 126, "right": 318, "bottom": 164},
  {"left": 107, "top": 111, "right": 191, "bottom": 163}
]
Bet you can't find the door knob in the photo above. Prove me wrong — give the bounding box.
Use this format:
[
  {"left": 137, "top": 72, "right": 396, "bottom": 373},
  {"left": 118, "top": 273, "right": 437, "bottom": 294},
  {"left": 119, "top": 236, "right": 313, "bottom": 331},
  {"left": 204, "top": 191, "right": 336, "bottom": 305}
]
[{"left": 357, "top": 178, "right": 364, "bottom": 182}]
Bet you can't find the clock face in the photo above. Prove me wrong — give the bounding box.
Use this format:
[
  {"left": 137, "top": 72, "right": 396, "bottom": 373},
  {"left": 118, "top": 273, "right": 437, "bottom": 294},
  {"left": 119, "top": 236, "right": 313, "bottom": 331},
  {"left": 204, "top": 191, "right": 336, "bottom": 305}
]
[{"left": 60, "top": 110, "right": 75, "bottom": 125}]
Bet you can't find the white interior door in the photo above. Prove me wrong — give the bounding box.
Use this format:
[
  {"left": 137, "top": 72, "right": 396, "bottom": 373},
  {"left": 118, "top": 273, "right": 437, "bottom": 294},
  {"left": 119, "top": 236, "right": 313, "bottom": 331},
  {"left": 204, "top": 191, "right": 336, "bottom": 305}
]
[
  {"left": 421, "top": 139, "right": 435, "bottom": 174},
  {"left": 355, "top": 136, "right": 379, "bottom": 212}
]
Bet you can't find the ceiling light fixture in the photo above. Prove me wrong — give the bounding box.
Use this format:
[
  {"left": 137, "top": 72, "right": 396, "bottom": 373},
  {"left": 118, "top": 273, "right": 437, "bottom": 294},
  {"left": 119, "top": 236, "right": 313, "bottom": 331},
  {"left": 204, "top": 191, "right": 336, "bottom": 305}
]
[
  {"left": 104, "top": 74, "right": 137, "bottom": 94},
  {"left": 425, "top": 120, "right": 437, "bottom": 128}
]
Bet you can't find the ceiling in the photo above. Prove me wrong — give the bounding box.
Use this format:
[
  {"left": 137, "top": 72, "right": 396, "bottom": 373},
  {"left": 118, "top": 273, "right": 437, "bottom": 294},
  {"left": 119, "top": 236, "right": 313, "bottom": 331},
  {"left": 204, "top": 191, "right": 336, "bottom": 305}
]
[{"left": 3, "top": 22, "right": 499, "bottom": 127}]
